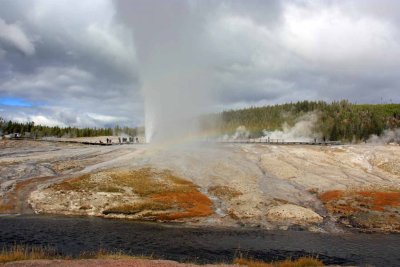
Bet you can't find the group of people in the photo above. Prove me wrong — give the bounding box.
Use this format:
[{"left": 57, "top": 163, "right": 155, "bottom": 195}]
[
  {"left": 118, "top": 137, "right": 140, "bottom": 143},
  {"left": 99, "top": 138, "right": 112, "bottom": 144},
  {"left": 99, "top": 136, "right": 140, "bottom": 144}
]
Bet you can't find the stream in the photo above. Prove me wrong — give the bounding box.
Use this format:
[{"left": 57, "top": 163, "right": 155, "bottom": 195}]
[{"left": 1, "top": 215, "right": 399, "bottom": 266}]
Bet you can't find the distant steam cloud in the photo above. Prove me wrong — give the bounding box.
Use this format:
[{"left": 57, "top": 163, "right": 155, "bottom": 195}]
[
  {"left": 223, "top": 125, "right": 250, "bottom": 140},
  {"left": 221, "top": 112, "right": 321, "bottom": 142},
  {"left": 262, "top": 112, "right": 320, "bottom": 142},
  {"left": 368, "top": 128, "right": 400, "bottom": 144}
]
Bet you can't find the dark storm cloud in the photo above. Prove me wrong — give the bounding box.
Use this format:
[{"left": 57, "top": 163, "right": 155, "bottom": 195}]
[
  {"left": 1, "top": 0, "right": 400, "bottom": 128},
  {"left": 204, "top": 0, "right": 400, "bottom": 107},
  {"left": 116, "top": 0, "right": 400, "bottom": 111},
  {"left": 0, "top": 0, "right": 141, "bottom": 127}
]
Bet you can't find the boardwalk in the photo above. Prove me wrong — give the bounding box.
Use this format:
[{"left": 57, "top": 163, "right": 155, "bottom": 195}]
[
  {"left": 216, "top": 139, "right": 341, "bottom": 146},
  {"left": 7, "top": 137, "right": 141, "bottom": 146},
  {"left": 8, "top": 137, "right": 341, "bottom": 146}
]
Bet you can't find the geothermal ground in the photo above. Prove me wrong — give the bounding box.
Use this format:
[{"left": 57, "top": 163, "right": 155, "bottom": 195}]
[{"left": 1, "top": 139, "right": 399, "bottom": 233}]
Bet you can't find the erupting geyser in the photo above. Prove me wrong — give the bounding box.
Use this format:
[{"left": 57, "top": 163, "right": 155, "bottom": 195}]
[
  {"left": 120, "top": 2, "right": 217, "bottom": 144},
  {"left": 144, "top": 105, "right": 155, "bottom": 143},
  {"left": 142, "top": 66, "right": 213, "bottom": 144}
]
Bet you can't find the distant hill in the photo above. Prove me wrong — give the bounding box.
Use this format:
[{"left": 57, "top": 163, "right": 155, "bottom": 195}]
[{"left": 204, "top": 100, "right": 400, "bottom": 142}]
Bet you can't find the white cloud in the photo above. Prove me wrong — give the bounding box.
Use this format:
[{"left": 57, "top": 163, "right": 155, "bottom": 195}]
[
  {"left": 204, "top": 1, "right": 400, "bottom": 106},
  {"left": 12, "top": 114, "right": 66, "bottom": 127},
  {"left": 26, "top": 0, "right": 137, "bottom": 78},
  {"left": 281, "top": 2, "right": 400, "bottom": 68},
  {"left": 29, "top": 115, "right": 66, "bottom": 127},
  {"left": 87, "top": 113, "right": 127, "bottom": 123},
  {"left": 1, "top": 66, "right": 93, "bottom": 99},
  {"left": 0, "top": 18, "right": 35, "bottom": 56}
]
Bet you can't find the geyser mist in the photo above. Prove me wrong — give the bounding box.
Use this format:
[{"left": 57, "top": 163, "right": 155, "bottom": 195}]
[
  {"left": 143, "top": 66, "right": 214, "bottom": 144},
  {"left": 116, "top": 1, "right": 216, "bottom": 144}
]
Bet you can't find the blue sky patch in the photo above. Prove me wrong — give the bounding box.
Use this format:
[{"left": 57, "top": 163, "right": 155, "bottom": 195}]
[{"left": 0, "top": 97, "right": 33, "bottom": 107}]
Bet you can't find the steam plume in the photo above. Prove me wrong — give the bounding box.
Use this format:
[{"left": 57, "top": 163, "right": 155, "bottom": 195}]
[
  {"left": 262, "top": 112, "right": 320, "bottom": 142},
  {"left": 368, "top": 128, "right": 400, "bottom": 144}
]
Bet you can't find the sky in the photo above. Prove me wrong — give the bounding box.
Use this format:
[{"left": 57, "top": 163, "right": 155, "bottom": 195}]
[{"left": 0, "top": 0, "right": 400, "bottom": 128}]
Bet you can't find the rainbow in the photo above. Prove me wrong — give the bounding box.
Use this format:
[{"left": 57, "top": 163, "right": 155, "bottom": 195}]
[{"left": 144, "top": 127, "right": 227, "bottom": 151}]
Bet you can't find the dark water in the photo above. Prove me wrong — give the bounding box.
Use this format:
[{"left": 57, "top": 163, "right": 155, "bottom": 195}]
[{"left": 0, "top": 215, "right": 399, "bottom": 266}]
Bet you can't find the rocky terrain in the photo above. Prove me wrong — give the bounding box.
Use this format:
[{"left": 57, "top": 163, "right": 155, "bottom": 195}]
[{"left": 1, "top": 139, "right": 399, "bottom": 232}]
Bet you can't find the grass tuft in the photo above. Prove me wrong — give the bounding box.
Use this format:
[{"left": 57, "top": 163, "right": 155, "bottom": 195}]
[
  {"left": 79, "top": 249, "right": 152, "bottom": 260},
  {"left": 234, "top": 256, "right": 324, "bottom": 267},
  {"left": 0, "top": 245, "right": 324, "bottom": 266},
  {"left": 0, "top": 245, "right": 62, "bottom": 263},
  {"left": 0, "top": 245, "right": 152, "bottom": 263},
  {"left": 234, "top": 257, "right": 273, "bottom": 267}
]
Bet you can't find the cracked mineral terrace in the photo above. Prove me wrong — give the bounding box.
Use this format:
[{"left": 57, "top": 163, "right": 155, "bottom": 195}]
[{"left": 1, "top": 139, "right": 399, "bottom": 233}]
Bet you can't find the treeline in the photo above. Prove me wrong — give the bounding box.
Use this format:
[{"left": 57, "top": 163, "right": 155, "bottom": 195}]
[
  {"left": 2, "top": 100, "right": 400, "bottom": 142},
  {"left": 0, "top": 117, "right": 140, "bottom": 138},
  {"left": 205, "top": 100, "right": 400, "bottom": 142}
]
